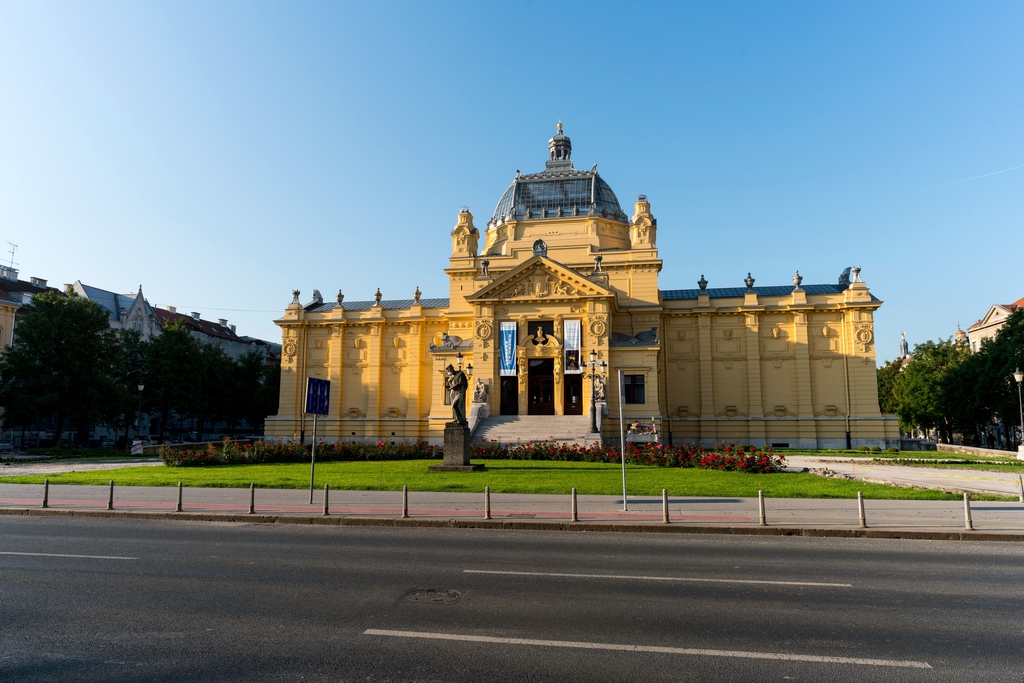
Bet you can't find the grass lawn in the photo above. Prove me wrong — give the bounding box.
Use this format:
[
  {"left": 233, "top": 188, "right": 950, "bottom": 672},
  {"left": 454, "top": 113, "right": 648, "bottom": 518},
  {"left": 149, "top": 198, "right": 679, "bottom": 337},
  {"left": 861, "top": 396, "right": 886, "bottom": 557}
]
[{"left": 1, "top": 460, "right": 1007, "bottom": 500}]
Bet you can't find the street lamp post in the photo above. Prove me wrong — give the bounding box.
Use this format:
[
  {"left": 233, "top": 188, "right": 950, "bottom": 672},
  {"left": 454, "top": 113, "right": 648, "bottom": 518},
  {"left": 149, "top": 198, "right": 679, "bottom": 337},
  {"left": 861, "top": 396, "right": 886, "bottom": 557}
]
[
  {"left": 585, "top": 350, "right": 607, "bottom": 434},
  {"left": 1013, "top": 368, "right": 1023, "bottom": 459}
]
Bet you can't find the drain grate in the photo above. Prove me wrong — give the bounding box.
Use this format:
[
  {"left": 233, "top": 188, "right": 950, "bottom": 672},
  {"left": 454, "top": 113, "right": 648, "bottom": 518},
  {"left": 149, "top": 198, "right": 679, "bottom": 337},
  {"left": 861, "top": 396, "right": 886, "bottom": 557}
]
[
  {"left": 505, "top": 513, "right": 536, "bottom": 518},
  {"left": 402, "top": 588, "right": 462, "bottom": 604}
]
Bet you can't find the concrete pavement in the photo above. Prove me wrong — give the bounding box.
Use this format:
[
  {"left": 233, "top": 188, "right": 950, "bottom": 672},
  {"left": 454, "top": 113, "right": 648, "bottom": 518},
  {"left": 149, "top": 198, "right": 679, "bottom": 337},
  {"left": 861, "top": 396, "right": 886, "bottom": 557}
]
[
  {"left": 785, "top": 455, "right": 1024, "bottom": 497},
  {"left": 2, "top": 482, "right": 1023, "bottom": 536}
]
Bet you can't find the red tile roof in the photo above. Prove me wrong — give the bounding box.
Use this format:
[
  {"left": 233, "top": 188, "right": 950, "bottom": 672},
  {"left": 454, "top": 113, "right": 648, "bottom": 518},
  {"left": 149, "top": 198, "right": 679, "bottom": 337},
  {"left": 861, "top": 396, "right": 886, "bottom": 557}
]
[
  {"left": 152, "top": 308, "right": 242, "bottom": 342},
  {"left": 1004, "top": 296, "right": 1024, "bottom": 310}
]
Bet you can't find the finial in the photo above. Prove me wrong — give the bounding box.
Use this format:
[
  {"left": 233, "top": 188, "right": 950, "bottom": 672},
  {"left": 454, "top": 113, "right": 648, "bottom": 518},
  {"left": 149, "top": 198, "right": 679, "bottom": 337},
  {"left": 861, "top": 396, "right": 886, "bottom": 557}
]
[
  {"left": 792, "top": 270, "right": 803, "bottom": 290},
  {"left": 557, "top": 120, "right": 562, "bottom": 134},
  {"left": 698, "top": 275, "right": 708, "bottom": 292},
  {"left": 374, "top": 287, "right": 382, "bottom": 305},
  {"left": 414, "top": 286, "right": 421, "bottom": 302},
  {"left": 851, "top": 266, "right": 862, "bottom": 283},
  {"left": 336, "top": 289, "right": 344, "bottom": 305},
  {"left": 744, "top": 272, "right": 755, "bottom": 290}
]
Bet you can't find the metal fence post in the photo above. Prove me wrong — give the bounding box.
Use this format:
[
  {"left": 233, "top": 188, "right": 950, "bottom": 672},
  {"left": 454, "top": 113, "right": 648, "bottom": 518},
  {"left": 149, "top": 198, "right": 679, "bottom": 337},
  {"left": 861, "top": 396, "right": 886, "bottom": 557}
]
[
  {"left": 758, "top": 490, "right": 766, "bottom": 526},
  {"left": 176, "top": 481, "right": 183, "bottom": 512},
  {"left": 41, "top": 479, "right": 48, "bottom": 509},
  {"left": 1018, "top": 475, "right": 1024, "bottom": 504},
  {"left": 857, "top": 491, "right": 866, "bottom": 528},
  {"left": 571, "top": 487, "right": 578, "bottom": 523},
  {"left": 963, "top": 492, "right": 973, "bottom": 531},
  {"left": 248, "top": 483, "right": 255, "bottom": 514},
  {"left": 323, "top": 483, "right": 330, "bottom": 516},
  {"left": 107, "top": 480, "right": 114, "bottom": 511},
  {"left": 484, "top": 485, "right": 491, "bottom": 520},
  {"left": 662, "top": 489, "right": 669, "bottom": 524},
  {"left": 402, "top": 485, "right": 409, "bottom": 518}
]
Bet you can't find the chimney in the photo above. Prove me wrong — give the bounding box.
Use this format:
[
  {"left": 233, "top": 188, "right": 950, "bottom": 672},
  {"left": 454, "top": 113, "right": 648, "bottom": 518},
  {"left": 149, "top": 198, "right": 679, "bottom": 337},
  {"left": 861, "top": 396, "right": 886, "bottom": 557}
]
[
  {"left": 191, "top": 312, "right": 201, "bottom": 321},
  {"left": 167, "top": 306, "right": 176, "bottom": 314},
  {"left": 230, "top": 324, "right": 236, "bottom": 333},
  {"left": 218, "top": 318, "right": 228, "bottom": 327},
  {"left": 30, "top": 277, "right": 47, "bottom": 287}
]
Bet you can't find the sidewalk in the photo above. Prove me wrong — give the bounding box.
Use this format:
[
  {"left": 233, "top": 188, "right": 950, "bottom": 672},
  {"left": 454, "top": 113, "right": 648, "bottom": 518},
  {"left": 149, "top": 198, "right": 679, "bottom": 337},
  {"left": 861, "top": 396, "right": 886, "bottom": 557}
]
[{"left": 2, "top": 483, "right": 1023, "bottom": 539}]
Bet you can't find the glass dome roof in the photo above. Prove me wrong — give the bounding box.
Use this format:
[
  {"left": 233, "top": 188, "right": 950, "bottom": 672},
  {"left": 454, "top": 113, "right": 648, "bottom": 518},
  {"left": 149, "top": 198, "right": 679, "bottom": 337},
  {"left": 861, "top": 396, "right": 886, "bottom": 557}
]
[{"left": 489, "top": 126, "right": 626, "bottom": 224}]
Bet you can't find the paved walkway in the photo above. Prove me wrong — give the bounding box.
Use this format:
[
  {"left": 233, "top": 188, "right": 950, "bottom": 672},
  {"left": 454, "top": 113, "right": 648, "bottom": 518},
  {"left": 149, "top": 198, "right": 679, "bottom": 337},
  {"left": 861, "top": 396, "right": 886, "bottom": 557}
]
[
  {"left": 2, "top": 483, "right": 1023, "bottom": 533},
  {"left": 785, "top": 456, "right": 1024, "bottom": 498},
  {"left": 0, "top": 458, "right": 162, "bottom": 476}
]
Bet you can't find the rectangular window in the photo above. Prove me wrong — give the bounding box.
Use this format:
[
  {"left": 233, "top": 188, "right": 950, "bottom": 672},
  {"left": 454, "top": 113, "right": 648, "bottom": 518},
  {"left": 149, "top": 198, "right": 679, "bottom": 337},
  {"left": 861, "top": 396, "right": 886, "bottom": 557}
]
[{"left": 624, "top": 374, "right": 645, "bottom": 404}]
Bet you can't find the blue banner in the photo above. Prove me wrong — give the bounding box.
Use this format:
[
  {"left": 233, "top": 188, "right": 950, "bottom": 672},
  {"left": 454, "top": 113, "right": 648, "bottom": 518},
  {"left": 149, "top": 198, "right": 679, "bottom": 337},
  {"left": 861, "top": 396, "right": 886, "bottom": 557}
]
[{"left": 499, "top": 322, "right": 517, "bottom": 377}]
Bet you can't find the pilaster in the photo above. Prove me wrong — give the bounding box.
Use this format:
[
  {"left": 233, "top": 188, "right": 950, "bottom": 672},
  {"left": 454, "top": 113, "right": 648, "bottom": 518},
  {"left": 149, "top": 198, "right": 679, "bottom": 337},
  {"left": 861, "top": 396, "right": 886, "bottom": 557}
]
[
  {"left": 744, "top": 312, "right": 765, "bottom": 443},
  {"left": 698, "top": 313, "right": 715, "bottom": 442},
  {"left": 792, "top": 311, "right": 816, "bottom": 444}
]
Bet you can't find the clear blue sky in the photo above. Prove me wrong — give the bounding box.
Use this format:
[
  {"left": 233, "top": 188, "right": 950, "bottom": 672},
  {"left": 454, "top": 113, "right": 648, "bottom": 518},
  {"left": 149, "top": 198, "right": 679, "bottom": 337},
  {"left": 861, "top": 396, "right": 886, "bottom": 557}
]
[{"left": 1, "top": 1, "right": 1021, "bottom": 363}]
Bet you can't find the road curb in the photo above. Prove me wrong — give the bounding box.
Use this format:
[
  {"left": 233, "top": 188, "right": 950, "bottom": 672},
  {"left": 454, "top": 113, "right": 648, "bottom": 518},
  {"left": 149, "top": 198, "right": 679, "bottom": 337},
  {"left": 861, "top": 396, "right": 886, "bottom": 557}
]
[{"left": 2, "top": 506, "right": 1023, "bottom": 542}]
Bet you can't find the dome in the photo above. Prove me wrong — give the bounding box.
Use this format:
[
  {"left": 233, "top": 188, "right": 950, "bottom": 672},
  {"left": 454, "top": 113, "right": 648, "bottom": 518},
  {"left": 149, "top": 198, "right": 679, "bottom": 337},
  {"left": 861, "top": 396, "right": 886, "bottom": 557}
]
[{"left": 490, "top": 125, "right": 626, "bottom": 224}]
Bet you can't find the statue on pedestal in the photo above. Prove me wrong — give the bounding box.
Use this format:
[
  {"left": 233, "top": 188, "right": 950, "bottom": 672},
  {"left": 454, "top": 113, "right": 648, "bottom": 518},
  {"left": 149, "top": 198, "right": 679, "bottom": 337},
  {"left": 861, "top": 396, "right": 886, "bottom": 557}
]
[{"left": 446, "top": 364, "right": 469, "bottom": 427}]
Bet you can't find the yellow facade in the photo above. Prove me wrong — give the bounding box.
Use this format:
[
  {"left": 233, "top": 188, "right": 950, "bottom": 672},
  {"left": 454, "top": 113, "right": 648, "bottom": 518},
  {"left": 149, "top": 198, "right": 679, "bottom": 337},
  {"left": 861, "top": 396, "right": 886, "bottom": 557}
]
[{"left": 267, "top": 127, "right": 898, "bottom": 448}]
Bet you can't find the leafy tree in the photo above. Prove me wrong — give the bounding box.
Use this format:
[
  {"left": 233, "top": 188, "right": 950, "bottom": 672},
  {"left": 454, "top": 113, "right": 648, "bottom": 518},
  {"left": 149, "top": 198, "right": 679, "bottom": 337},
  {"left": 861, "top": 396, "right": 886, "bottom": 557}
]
[
  {"left": 0, "top": 288, "right": 118, "bottom": 446},
  {"left": 891, "top": 339, "right": 970, "bottom": 442},
  {"left": 105, "top": 329, "right": 149, "bottom": 443},
  {"left": 147, "top": 320, "right": 203, "bottom": 441},
  {"left": 876, "top": 357, "right": 903, "bottom": 415}
]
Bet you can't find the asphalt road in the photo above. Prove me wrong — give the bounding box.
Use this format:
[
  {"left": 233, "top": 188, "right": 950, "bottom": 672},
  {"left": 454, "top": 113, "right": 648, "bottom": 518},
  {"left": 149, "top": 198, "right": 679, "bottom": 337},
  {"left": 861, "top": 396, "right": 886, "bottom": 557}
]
[{"left": 2, "top": 517, "right": 1022, "bottom": 682}]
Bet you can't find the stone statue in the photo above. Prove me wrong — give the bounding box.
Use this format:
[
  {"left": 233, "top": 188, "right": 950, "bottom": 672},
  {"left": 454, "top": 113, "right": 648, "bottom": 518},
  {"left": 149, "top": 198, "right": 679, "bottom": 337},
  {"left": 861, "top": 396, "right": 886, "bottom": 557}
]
[
  {"left": 594, "top": 373, "right": 607, "bottom": 401},
  {"left": 446, "top": 364, "right": 469, "bottom": 427},
  {"left": 534, "top": 326, "right": 547, "bottom": 344},
  {"left": 472, "top": 377, "right": 488, "bottom": 404}
]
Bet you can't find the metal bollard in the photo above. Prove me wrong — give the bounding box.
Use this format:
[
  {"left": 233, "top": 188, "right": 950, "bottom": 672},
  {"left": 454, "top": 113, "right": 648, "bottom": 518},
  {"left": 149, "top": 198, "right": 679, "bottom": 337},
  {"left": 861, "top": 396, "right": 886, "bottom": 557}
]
[
  {"left": 41, "top": 478, "right": 49, "bottom": 509},
  {"left": 248, "top": 483, "right": 255, "bottom": 514},
  {"left": 571, "top": 487, "right": 578, "bottom": 523},
  {"left": 484, "top": 486, "right": 491, "bottom": 519},
  {"left": 176, "top": 481, "right": 183, "bottom": 512},
  {"left": 402, "top": 485, "right": 409, "bottom": 518},
  {"left": 963, "top": 492, "right": 973, "bottom": 531},
  {"left": 857, "top": 491, "right": 866, "bottom": 528},
  {"left": 662, "top": 489, "right": 669, "bottom": 524},
  {"left": 758, "top": 490, "right": 766, "bottom": 526},
  {"left": 323, "top": 483, "right": 330, "bottom": 516},
  {"left": 1018, "top": 475, "right": 1023, "bottom": 503},
  {"left": 107, "top": 480, "right": 114, "bottom": 510}
]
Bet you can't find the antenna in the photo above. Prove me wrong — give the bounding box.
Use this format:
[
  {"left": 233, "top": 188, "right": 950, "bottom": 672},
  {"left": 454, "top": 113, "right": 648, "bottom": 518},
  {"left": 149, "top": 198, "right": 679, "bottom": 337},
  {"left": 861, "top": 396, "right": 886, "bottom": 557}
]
[{"left": 6, "top": 242, "right": 17, "bottom": 269}]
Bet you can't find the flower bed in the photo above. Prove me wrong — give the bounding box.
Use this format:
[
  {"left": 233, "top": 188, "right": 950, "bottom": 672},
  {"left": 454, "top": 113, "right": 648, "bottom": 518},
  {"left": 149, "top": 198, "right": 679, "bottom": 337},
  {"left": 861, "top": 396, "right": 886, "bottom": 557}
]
[{"left": 161, "top": 439, "right": 784, "bottom": 474}]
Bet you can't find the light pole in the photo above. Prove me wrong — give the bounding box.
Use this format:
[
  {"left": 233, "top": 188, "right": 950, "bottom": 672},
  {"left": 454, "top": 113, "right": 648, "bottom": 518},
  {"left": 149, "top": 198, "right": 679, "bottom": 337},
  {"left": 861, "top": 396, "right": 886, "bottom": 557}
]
[
  {"left": 1013, "top": 368, "right": 1023, "bottom": 458},
  {"left": 133, "top": 383, "right": 144, "bottom": 453},
  {"left": 585, "top": 350, "right": 607, "bottom": 434}
]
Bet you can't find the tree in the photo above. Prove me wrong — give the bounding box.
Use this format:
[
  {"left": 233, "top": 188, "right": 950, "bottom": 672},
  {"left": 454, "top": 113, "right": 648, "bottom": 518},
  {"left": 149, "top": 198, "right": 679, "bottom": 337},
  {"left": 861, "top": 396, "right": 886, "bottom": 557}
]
[
  {"left": 147, "top": 320, "right": 203, "bottom": 441},
  {"left": 891, "top": 339, "right": 970, "bottom": 442},
  {"left": 105, "top": 329, "right": 149, "bottom": 443},
  {"left": 876, "top": 357, "right": 903, "bottom": 416},
  {"left": 0, "top": 288, "right": 118, "bottom": 446}
]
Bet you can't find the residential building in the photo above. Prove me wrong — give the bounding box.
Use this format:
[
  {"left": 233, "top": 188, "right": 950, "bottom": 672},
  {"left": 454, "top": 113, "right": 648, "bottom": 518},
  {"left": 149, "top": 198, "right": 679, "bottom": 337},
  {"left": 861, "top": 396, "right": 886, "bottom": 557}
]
[{"left": 966, "top": 296, "right": 1024, "bottom": 352}]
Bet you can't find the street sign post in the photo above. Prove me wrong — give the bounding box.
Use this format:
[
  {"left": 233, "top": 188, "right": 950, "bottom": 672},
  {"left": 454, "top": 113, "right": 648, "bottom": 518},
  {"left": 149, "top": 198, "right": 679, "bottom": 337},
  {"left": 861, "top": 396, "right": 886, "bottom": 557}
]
[{"left": 304, "top": 377, "right": 330, "bottom": 504}]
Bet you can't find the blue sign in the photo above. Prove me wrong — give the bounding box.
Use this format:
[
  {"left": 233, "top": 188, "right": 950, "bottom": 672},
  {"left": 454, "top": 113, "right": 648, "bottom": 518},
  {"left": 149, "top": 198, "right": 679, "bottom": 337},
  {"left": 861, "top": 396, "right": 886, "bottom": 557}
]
[
  {"left": 305, "top": 377, "right": 330, "bottom": 416},
  {"left": 499, "top": 321, "right": 517, "bottom": 376}
]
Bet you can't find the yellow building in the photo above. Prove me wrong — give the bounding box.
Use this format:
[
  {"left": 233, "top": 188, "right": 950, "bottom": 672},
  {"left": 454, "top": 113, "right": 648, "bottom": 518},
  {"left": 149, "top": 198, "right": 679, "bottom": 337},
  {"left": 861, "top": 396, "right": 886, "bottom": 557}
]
[{"left": 267, "top": 126, "right": 899, "bottom": 449}]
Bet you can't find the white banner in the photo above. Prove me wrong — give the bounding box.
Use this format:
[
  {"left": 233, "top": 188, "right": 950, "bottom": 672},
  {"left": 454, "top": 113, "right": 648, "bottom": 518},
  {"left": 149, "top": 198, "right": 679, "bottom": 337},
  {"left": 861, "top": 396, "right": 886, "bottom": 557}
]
[
  {"left": 564, "top": 319, "right": 582, "bottom": 374},
  {"left": 499, "top": 322, "right": 518, "bottom": 376}
]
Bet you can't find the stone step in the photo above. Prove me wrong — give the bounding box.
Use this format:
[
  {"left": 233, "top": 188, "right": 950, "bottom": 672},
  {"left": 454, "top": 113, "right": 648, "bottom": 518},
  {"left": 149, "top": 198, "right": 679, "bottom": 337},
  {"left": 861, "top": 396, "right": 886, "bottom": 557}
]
[{"left": 473, "top": 415, "right": 598, "bottom": 446}]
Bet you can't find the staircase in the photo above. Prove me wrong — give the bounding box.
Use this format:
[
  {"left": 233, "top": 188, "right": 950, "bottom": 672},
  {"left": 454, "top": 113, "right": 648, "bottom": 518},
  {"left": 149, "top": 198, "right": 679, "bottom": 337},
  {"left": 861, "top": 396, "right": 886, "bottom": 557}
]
[{"left": 472, "top": 415, "right": 598, "bottom": 446}]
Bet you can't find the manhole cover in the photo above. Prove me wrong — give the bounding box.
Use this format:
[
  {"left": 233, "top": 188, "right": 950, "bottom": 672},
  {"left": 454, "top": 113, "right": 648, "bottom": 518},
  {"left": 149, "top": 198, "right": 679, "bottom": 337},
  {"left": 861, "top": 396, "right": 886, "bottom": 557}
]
[{"left": 402, "top": 588, "right": 462, "bottom": 604}]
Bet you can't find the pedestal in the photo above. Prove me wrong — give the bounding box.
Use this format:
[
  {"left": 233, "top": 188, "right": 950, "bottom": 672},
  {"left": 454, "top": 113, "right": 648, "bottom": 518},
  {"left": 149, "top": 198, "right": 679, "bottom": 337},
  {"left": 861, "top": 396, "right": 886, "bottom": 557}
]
[{"left": 429, "top": 422, "right": 484, "bottom": 472}]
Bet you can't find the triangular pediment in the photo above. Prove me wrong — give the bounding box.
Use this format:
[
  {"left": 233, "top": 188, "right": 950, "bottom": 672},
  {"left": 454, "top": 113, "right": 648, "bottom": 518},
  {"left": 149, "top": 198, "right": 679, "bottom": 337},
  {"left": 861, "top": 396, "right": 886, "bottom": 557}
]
[
  {"left": 467, "top": 256, "right": 613, "bottom": 302},
  {"left": 974, "top": 305, "right": 1009, "bottom": 330}
]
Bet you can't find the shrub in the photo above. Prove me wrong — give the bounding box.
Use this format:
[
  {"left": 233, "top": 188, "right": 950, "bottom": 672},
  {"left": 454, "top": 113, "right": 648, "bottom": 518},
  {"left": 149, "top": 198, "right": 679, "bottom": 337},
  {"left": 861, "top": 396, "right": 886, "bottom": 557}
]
[
  {"left": 870, "top": 446, "right": 882, "bottom": 453},
  {"left": 161, "top": 438, "right": 787, "bottom": 474},
  {"left": 886, "top": 447, "right": 899, "bottom": 454}
]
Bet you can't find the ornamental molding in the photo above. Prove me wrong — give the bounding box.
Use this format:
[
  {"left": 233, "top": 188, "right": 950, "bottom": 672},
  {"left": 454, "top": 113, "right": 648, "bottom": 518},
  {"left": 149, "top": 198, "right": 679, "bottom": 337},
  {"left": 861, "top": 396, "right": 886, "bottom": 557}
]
[{"left": 466, "top": 255, "right": 612, "bottom": 303}]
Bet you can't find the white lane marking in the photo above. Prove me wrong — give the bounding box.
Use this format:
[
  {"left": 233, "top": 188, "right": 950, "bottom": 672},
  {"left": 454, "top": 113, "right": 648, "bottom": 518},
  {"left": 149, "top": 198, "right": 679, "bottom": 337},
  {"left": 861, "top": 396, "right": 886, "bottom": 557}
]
[
  {"left": 464, "top": 569, "right": 852, "bottom": 588},
  {"left": 364, "top": 629, "right": 930, "bottom": 669},
  {"left": 0, "top": 551, "right": 137, "bottom": 560}
]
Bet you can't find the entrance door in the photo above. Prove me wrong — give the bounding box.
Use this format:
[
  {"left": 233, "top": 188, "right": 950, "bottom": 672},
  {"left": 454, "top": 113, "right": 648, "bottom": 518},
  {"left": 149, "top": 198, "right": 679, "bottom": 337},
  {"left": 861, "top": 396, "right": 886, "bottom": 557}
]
[
  {"left": 563, "top": 374, "right": 583, "bottom": 415},
  {"left": 500, "top": 377, "right": 519, "bottom": 415},
  {"left": 527, "top": 359, "right": 555, "bottom": 415}
]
